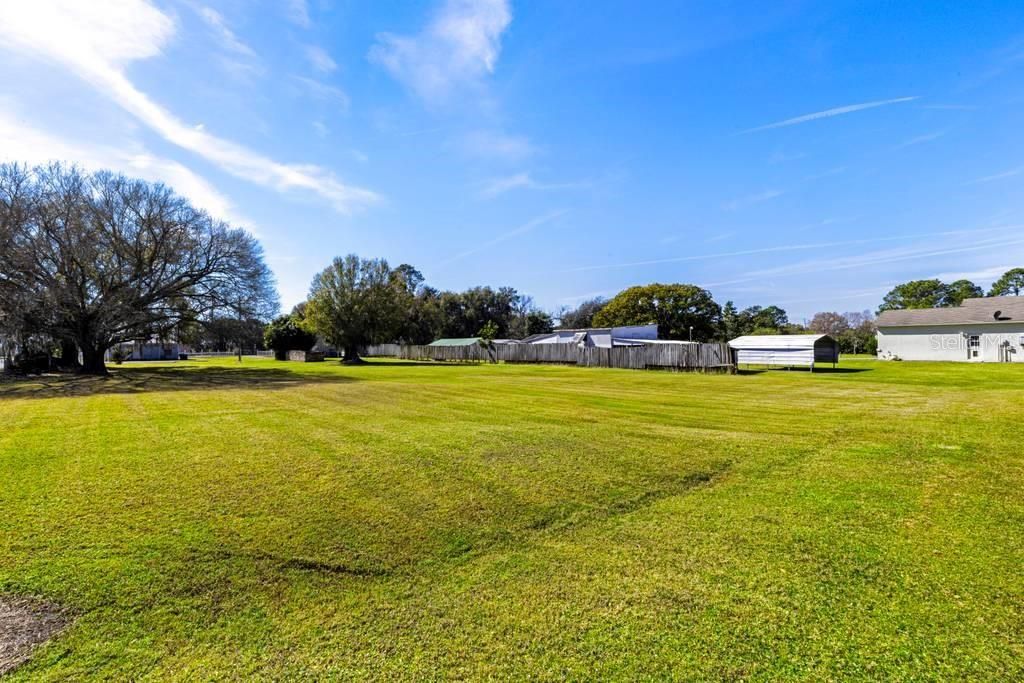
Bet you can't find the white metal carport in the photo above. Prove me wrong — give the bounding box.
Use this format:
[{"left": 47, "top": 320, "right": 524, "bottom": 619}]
[{"left": 728, "top": 334, "right": 839, "bottom": 371}]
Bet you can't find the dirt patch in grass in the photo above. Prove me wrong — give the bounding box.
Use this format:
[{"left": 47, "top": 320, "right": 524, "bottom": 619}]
[{"left": 0, "top": 597, "right": 69, "bottom": 676}]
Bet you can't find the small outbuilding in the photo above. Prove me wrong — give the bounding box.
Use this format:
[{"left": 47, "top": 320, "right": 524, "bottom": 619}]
[
  {"left": 428, "top": 338, "right": 480, "bottom": 347},
  {"left": 729, "top": 334, "right": 839, "bottom": 370},
  {"left": 522, "top": 324, "right": 663, "bottom": 349}
]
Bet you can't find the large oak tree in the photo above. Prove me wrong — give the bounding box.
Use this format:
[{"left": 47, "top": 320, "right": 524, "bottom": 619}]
[
  {"left": 0, "top": 163, "right": 278, "bottom": 374},
  {"left": 592, "top": 283, "right": 721, "bottom": 341},
  {"left": 305, "top": 254, "right": 411, "bottom": 362}
]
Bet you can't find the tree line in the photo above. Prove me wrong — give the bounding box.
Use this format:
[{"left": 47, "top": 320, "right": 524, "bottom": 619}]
[
  {"left": 9, "top": 163, "right": 1016, "bottom": 372},
  {"left": 878, "top": 271, "right": 1024, "bottom": 311},
  {"left": 264, "top": 255, "right": 555, "bottom": 362},
  {"left": 269, "top": 265, "right": 882, "bottom": 360}
]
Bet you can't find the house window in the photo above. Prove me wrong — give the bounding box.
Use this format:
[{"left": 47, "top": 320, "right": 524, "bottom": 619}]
[{"left": 968, "top": 335, "right": 980, "bottom": 358}]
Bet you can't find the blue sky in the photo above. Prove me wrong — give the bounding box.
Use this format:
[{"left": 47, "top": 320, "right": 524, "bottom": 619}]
[{"left": 1, "top": 1, "right": 1023, "bottom": 321}]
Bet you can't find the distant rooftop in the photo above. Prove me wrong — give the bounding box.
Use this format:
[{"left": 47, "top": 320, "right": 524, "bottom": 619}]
[
  {"left": 427, "top": 337, "right": 480, "bottom": 346},
  {"left": 877, "top": 295, "right": 1024, "bottom": 327}
]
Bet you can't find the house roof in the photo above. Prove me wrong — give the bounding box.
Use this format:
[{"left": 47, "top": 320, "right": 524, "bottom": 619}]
[
  {"left": 729, "top": 334, "right": 834, "bottom": 349},
  {"left": 427, "top": 337, "right": 480, "bottom": 346},
  {"left": 877, "top": 296, "right": 1024, "bottom": 327}
]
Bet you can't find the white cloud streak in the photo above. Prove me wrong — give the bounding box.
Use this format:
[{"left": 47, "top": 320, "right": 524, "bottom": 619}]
[
  {"left": 436, "top": 210, "right": 566, "bottom": 268},
  {"left": 478, "top": 172, "right": 589, "bottom": 198},
  {"left": 0, "top": 1, "right": 377, "bottom": 212},
  {"left": 740, "top": 96, "right": 919, "bottom": 134},
  {"left": 0, "top": 107, "right": 240, "bottom": 225},
  {"left": 966, "top": 166, "right": 1024, "bottom": 185},
  {"left": 293, "top": 76, "right": 350, "bottom": 109},
  {"left": 721, "top": 189, "right": 783, "bottom": 211},
  {"left": 285, "top": 0, "right": 311, "bottom": 28},
  {"left": 304, "top": 45, "right": 337, "bottom": 74},
  {"left": 460, "top": 129, "right": 535, "bottom": 161},
  {"left": 566, "top": 226, "right": 1022, "bottom": 273},
  {"left": 196, "top": 6, "right": 255, "bottom": 57},
  {"left": 703, "top": 230, "right": 1024, "bottom": 288},
  {"left": 369, "top": 0, "right": 512, "bottom": 103},
  {"left": 893, "top": 129, "right": 948, "bottom": 149}
]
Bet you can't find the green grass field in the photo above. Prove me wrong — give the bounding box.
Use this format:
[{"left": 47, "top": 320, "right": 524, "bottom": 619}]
[{"left": 2, "top": 356, "right": 1022, "bottom": 679}]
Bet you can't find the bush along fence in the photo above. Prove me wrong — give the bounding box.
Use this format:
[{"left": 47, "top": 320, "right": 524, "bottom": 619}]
[{"left": 362, "top": 342, "right": 735, "bottom": 373}]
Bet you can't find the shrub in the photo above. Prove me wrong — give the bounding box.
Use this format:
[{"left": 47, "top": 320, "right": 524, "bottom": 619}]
[{"left": 264, "top": 314, "right": 317, "bottom": 358}]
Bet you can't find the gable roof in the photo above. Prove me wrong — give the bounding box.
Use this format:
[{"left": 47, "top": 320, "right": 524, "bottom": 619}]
[
  {"left": 877, "top": 296, "right": 1024, "bottom": 327},
  {"left": 728, "top": 334, "right": 834, "bottom": 349},
  {"left": 428, "top": 337, "right": 480, "bottom": 346}
]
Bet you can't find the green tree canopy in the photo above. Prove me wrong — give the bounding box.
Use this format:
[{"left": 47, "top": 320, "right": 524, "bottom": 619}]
[
  {"left": 988, "top": 268, "right": 1024, "bottom": 296},
  {"left": 592, "top": 283, "right": 721, "bottom": 341},
  {"left": 879, "top": 279, "right": 951, "bottom": 311},
  {"left": 306, "top": 255, "right": 411, "bottom": 362},
  {"left": 263, "top": 314, "right": 317, "bottom": 357},
  {"left": 945, "top": 279, "right": 984, "bottom": 306}
]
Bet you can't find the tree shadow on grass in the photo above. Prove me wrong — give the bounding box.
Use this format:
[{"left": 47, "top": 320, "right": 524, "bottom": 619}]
[
  {"left": 737, "top": 366, "right": 872, "bottom": 376},
  {"left": 0, "top": 365, "right": 358, "bottom": 400},
  {"left": 361, "top": 359, "right": 481, "bottom": 367}
]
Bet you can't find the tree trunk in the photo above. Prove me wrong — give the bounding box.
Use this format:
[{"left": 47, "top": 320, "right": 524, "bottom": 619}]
[
  {"left": 343, "top": 345, "right": 363, "bottom": 364},
  {"left": 56, "top": 339, "right": 81, "bottom": 370},
  {"left": 79, "top": 344, "right": 108, "bottom": 376}
]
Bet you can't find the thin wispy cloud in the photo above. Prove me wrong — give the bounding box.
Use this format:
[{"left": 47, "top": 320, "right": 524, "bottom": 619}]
[
  {"left": 768, "top": 150, "right": 807, "bottom": 164},
  {"left": 703, "top": 231, "right": 1024, "bottom": 288},
  {"left": 934, "top": 265, "right": 1012, "bottom": 283},
  {"left": 795, "top": 217, "right": 847, "bottom": 233},
  {"left": 559, "top": 290, "right": 612, "bottom": 304},
  {"left": 704, "top": 231, "right": 735, "bottom": 244},
  {"left": 293, "top": 76, "right": 350, "bottom": 108},
  {"left": 0, "top": 107, "right": 240, "bottom": 225},
  {"left": 740, "top": 96, "right": 919, "bottom": 134},
  {"left": 304, "top": 45, "right": 337, "bottom": 74},
  {"left": 285, "top": 0, "right": 311, "bottom": 28},
  {"left": 769, "top": 286, "right": 891, "bottom": 307},
  {"left": 0, "top": 0, "right": 377, "bottom": 212},
  {"left": 196, "top": 6, "right": 255, "bottom": 58},
  {"left": 369, "top": 0, "right": 512, "bottom": 103},
  {"left": 436, "top": 210, "right": 566, "bottom": 268},
  {"left": 921, "top": 104, "right": 976, "bottom": 111},
  {"left": 803, "top": 166, "right": 847, "bottom": 182},
  {"left": 460, "top": 129, "right": 535, "bottom": 161},
  {"left": 566, "top": 225, "right": 1021, "bottom": 274},
  {"left": 966, "top": 165, "right": 1024, "bottom": 185},
  {"left": 722, "top": 189, "right": 783, "bottom": 211},
  {"left": 478, "top": 172, "right": 589, "bottom": 199},
  {"left": 893, "top": 129, "right": 949, "bottom": 150}
]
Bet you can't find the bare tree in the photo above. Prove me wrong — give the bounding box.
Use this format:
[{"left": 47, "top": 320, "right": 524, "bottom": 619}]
[
  {"left": 0, "top": 163, "right": 278, "bottom": 374},
  {"left": 807, "top": 311, "right": 850, "bottom": 337}
]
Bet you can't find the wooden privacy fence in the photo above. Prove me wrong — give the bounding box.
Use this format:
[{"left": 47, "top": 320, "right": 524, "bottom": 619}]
[{"left": 363, "top": 342, "right": 734, "bottom": 372}]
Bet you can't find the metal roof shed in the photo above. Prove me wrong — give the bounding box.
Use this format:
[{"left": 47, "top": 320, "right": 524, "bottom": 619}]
[
  {"left": 428, "top": 337, "right": 480, "bottom": 347},
  {"left": 729, "top": 334, "right": 839, "bottom": 370}
]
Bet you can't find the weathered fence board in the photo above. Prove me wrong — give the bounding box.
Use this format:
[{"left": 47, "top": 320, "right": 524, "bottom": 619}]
[{"left": 364, "top": 342, "right": 734, "bottom": 372}]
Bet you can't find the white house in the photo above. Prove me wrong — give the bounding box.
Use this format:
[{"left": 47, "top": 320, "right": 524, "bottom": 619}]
[
  {"left": 729, "top": 334, "right": 840, "bottom": 370},
  {"left": 522, "top": 324, "right": 678, "bottom": 349},
  {"left": 877, "top": 296, "right": 1024, "bottom": 362}
]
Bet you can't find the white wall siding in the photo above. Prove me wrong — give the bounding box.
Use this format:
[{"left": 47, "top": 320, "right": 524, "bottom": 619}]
[
  {"left": 734, "top": 348, "right": 815, "bottom": 367},
  {"left": 878, "top": 324, "right": 1024, "bottom": 362}
]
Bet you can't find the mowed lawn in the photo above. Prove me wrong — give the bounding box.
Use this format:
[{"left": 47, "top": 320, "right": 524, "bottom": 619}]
[{"left": 1, "top": 357, "right": 1023, "bottom": 680}]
